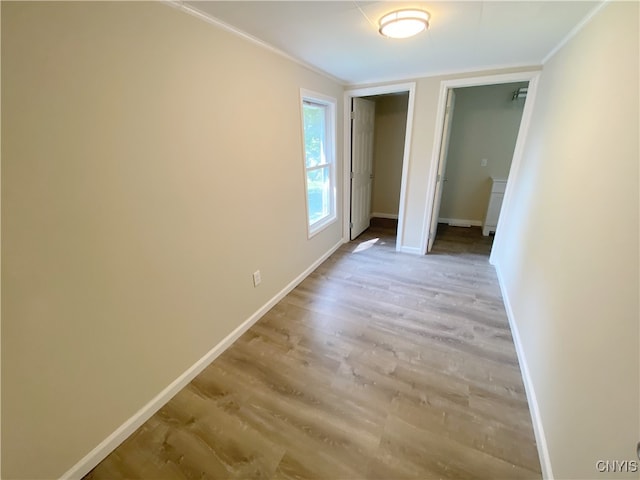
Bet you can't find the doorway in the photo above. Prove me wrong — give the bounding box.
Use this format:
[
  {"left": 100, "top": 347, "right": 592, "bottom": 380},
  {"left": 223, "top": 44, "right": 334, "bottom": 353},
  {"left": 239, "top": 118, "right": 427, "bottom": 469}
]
[
  {"left": 344, "top": 83, "right": 416, "bottom": 249},
  {"left": 428, "top": 81, "right": 529, "bottom": 251},
  {"left": 421, "top": 71, "right": 541, "bottom": 259}
]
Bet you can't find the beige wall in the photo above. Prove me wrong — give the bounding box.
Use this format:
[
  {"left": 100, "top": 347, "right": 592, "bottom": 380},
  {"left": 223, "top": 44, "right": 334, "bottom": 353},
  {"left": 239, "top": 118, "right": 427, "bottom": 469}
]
[
  {"left": 1, "top": 2, "right": 343, "bottom": 478},
  {"left": 439, "top": 82, "right": 526, "bottom": 223},
  {"left": 371, "top": 94, "right": 408, "bottom": 217},
  {"left": 493, "top": 2, "right": 639, "bottom": 478}
]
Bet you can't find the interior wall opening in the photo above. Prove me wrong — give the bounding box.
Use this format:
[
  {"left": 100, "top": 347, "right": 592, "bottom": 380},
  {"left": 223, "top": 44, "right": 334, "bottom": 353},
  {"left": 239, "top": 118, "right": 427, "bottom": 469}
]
[
  {"left": 351, "top": 92, "right": 410, "bottom": 242},
  {"left": 427, "top": 80, "right": 530, "bottom": 256},
  {"left": 343, "top": 82, "right": 416, "bottom": 251}
]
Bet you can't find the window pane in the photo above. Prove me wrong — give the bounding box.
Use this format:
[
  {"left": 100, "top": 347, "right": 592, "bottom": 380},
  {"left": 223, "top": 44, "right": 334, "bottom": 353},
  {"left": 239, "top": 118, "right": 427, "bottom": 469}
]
[
  {"left": 307, "top": 166, "right": 330, "bottom": 224},
  {"left": 301, "top": 92, "right": 336, "bottom": 236},
  {"left": 303, "top": 102, "right": 326, "bottom": 168}
]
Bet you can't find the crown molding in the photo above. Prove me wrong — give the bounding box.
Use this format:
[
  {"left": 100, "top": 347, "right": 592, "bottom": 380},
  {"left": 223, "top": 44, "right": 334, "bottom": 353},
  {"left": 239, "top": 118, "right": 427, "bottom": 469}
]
[
  {"left": 162, "top": 1, "right": 347, "bottom": 86},
  {"left": 542, "top": 0, "right": 610, "bottom": 65}
]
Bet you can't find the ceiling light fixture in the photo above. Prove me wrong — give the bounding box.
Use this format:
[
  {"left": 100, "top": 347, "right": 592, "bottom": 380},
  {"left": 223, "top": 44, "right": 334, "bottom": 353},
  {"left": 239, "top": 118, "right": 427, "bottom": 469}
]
[{"left": 379, "top": 9, "right": 430, "bottom": 39}]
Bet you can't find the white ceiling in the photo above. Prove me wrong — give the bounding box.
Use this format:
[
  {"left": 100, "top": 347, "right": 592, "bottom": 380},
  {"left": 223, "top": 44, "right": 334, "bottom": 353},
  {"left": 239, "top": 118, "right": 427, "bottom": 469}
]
[{"left": 184, "top": 1, "right": 601, "bottom": 84}]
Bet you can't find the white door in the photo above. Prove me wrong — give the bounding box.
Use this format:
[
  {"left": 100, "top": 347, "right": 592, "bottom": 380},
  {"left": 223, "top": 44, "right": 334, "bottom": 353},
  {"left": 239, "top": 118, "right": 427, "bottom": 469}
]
[
  {"left": 428, "top": 89, "right": 456, "bottom": 252},
  {"left": 350, "top": 97, "right": 376, "bottom": 240}
]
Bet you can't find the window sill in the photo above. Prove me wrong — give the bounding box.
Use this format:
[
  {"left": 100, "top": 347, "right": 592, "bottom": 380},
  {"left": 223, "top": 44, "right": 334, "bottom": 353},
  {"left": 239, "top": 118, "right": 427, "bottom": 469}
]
[{"left": 308, "top": 214, "right": 337, "bottom": 239}]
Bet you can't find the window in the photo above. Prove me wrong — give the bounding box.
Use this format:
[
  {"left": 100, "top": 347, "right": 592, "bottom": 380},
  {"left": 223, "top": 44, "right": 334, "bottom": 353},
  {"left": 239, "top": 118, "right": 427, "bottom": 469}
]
[{"left": 301, "top": 90, "right": 337, "bottom": 237}]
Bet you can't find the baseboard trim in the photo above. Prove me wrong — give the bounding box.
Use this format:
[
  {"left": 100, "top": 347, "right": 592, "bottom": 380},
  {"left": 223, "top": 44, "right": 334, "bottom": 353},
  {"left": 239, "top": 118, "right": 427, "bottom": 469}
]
[
  {"left": 438, "top": 217, "right": 483, "bottom": 227},
  {"left": 397, "top": 245, "right": 423, "bottom": 255},
  {"left": 494, "top": 265, "right": 554, "bottom": 480},
  {"left": 60, "top": 239, "right": 345, "bottom": 480},
  {"left": 370, "top": 212, "right": 399, "bottom": 220}
]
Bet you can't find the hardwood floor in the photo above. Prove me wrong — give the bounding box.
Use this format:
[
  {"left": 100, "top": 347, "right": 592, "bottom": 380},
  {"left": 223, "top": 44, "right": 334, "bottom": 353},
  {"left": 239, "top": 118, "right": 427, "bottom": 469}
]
[{"left": 85, "top": 225, "right": 541, "bottom": 479}]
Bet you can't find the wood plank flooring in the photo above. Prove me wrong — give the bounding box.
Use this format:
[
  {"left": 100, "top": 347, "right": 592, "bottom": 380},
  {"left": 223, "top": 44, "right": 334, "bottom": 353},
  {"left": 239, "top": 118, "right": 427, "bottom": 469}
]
[{"left": 85, "top": 225, "right": 541, "bottom": 479}]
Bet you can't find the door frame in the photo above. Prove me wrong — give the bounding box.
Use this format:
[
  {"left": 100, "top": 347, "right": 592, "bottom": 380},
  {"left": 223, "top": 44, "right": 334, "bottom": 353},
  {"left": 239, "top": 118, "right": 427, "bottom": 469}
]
[
  {"left": 343, "top": 82, "right": 416, "bottom": 250},
  {"left": 420, "top": 71, "right": 541, "bottom": 258}
]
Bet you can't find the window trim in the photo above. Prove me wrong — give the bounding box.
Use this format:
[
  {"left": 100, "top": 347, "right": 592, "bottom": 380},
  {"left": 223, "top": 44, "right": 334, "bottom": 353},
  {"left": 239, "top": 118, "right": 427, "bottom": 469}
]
[{"left": 300, "top": 89, "right": 338, "bottom": 238}]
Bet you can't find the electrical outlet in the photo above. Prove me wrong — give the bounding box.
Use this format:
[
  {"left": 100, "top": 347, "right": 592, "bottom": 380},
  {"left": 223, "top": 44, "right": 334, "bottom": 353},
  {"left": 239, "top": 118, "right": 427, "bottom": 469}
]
[
  {"left": 252, "top": 270, "right": 261, "bottom": 287},
  {"left": 480, "top": 158, "right": 488, "bottom": 167}
]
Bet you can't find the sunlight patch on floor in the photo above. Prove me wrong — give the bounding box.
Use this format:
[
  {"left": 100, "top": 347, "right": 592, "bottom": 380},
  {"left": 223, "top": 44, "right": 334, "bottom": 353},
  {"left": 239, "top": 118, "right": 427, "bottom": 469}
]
[{"left": 353, "top": 238, "right": 379, "bottom": 253}]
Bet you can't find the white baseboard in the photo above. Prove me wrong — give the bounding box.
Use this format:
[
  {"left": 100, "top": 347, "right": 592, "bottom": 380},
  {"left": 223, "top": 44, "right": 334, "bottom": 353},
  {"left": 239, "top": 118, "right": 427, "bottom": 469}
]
[
  {"left": 60, "top": 239, "right": 345, "bottom": 480},
  {"left": 370, "top": 212, "right": 398, "bottom": 220},
  {"left": 438, "top": 217, "right": 483, "bottom": 227},
  {"left": 494, "top": 265, "right": 554, "bottom": 480},
  {"left": 397, "top": 245, "right": 423, "bottom": 255}
]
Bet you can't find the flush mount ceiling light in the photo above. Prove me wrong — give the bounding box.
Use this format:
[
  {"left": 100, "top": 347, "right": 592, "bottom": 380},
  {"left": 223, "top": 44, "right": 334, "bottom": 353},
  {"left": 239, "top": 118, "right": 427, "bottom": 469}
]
[{"left": 379, "top": 9, "right": 430, "bottom": 39}]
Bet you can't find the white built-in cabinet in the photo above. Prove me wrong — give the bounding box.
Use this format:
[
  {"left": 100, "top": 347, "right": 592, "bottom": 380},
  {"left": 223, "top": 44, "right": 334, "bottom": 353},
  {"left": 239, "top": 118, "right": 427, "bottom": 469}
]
[{"left": 483, "top": 178, "right": 507, "bottom": 236}]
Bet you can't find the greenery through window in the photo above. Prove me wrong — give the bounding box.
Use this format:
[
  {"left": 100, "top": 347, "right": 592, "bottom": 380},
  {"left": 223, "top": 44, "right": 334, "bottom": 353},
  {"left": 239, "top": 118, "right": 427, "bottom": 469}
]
[{"left": 302, "top": 93, "right": 336, "bottom": 235}]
